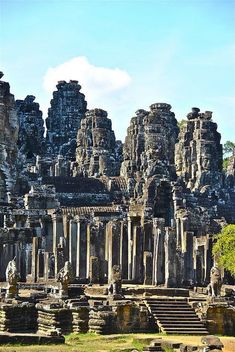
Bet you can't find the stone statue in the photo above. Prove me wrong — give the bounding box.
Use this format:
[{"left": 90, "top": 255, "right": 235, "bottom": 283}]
[
  {"left": 108, "top": 265, "right": 123, "bottom": 299},
  {"left": 5, "top": 257, "right": 20, "bottom": 298},
  {"left": 207, "top": 266, "right": 222, "bottom": 298},
  {"left": 57, "top": 261, "right": 74, "bottom": 298}
]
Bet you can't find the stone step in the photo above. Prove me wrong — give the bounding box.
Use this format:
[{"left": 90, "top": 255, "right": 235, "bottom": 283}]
[
  {"left": 153, "top": 311, "right": 196, "bottom": 315},
  {"left": 148, "top": 302, "right": 190, "bottom": 307},
  {"left": 158, "top": 318, "right": 201, "bottom": 322},
  {"left": 145, "top": 298, "right": 209, "bottom": 335},
  {"left": 150, "top": 307, "right": 194, "bottom": 311},
  {"left": 159, "top": 320, "right": 202, "bottom": 324},
  {"left": 163, "top": 330, "right": 208, "bottom": 335},
  {"left": 145, "top": 298, "right": 187, "bottom": 301},
  {"left": 160, "top": 323, "right": 206, "bottom": 328},
  {"left": 146, "top": 302, "right": 187, "bottom": 305},
  {"left": 153, "top": 315, "right": 198, "bottom": 320},
  {"left": 162, "top": 327, "right": 208, "bottom": 332}
]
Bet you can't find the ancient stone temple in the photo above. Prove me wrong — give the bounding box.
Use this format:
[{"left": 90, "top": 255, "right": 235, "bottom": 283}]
[
  {"left": 45, "top": 80, "right": 87, "bottom": 158},
  {"left": 16, "top": 95, "right": 45, "bottom": 159},
  {"left": 0, "top": 74, "right": 235, "bottom": 339},
  {"left": 0, "top": 73, "right": 18, "bottom": 201},
  {"left": 75, "top": 108, "right": 122, "bottom": 177}
]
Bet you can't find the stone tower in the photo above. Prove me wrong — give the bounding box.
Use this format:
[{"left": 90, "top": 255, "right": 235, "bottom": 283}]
[
  {"left": 141, "top": 103, "right": 179, "bottom": 179},
  {"left": 75, "top": 108, "right": 121, "bottom": 177},
  {"left": 175, "top": 108, "right": 223, "bottom": 191},
  {"left": 121, "top": 103, "right": 179, "bottom": 180},
  {"left": 45, "top": 80, "right": 87, "bottom": 157},
  {"left": 16, "top": 95, "right": 45, "bottom": 159},
  {"left": 120, "top": 109, "right": 147, "bottom": 178},
  {"left": 0, "top": 73, "right": 18, "bottom": 201}
]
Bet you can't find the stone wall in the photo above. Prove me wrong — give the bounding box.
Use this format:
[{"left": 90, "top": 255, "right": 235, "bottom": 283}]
[{"left": 88, "top": 302, "right": 151, "bottom": 334}]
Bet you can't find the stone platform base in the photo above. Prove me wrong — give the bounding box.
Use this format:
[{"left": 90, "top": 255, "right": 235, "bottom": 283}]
[
  {"left": 85, "top": 284, "right": 189, "bottom": 297},
  {"left": 0, "top": 332, "right": 65, "bottom": 345}
]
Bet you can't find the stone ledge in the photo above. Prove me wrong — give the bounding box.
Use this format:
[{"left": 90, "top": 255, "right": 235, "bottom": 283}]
[{"left": 0, "top": 332, "right": 65, "bottom": 345}]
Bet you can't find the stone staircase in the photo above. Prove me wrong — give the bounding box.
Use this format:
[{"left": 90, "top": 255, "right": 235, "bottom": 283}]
[{"left": 145, "top": 297, "right": 208, "bottom": 335}]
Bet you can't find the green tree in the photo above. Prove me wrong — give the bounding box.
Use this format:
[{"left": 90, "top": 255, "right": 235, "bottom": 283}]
[
  {"left": 212, "top": 225, "right": 235, "bottom": 275},
  {"left": 223, "top": 140, "right": 235, "bottom": 157},
  {"left": 178, "top": 119, "right": 187, "bottom": 129},
  {"left": 222, "top": 141, "right": 234, "bottom": 171}
]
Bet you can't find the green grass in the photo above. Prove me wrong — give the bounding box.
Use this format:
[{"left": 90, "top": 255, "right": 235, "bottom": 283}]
[{"left": 0, "top": 333, "right": 234, "bottom": 352}]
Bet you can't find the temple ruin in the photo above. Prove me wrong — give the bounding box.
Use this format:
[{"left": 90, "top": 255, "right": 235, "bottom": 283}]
[{"left": 0, "top": 72, "right": 234, "bottom": 339}]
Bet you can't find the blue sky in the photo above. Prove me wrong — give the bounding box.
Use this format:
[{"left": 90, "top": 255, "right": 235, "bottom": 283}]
[{"left": 1, "top": 0, "right": 234, "bottom": 142}]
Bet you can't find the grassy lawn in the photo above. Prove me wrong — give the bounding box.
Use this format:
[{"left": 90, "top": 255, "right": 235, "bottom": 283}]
[{"left": 0, "top": 333, "right": 234, "bottom": 352}]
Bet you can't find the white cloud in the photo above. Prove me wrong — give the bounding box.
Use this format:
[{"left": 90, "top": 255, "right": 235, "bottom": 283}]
[{"left": 43, "top": 56, "right": 131, "bottom": 103}]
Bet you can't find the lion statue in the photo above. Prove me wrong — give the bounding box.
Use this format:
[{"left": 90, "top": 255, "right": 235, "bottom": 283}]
[
  {"left": 57, "top": 261, "right": 74, "bottom": 298},
  {"left": 5, "top": 257, "right": 20, "bottom": 298},
  {"left": 207, "top": 266, "right": 222, "bottom": 298},
  {"left": 108, "top": 265, "right": 122, "bottom": 296}
]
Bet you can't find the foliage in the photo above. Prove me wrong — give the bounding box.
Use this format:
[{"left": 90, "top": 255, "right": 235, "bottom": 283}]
[
  {"left": 178, "top": 119, "right": 187, "bottom": 129},
  {"left": 223, "top": 158, "right": 229, "bottom": 171},
  {"left": 212, "top": 225, "right": 235, "bottom": 275},
  {"left": 223, "top": 141, "right": 235, "bottom": 157}
]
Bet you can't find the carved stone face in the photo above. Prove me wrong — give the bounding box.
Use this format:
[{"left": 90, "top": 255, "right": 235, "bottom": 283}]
[
  {"left": 202, "top": 157, "right": 211, "bottom": 170},
  {"left": 94, "top": 134, "right": 109, "bottom": 148}
]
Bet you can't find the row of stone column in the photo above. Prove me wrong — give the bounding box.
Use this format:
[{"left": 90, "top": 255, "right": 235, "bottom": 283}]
[{"left": 0, "top": 213, "right": 213, "bottom": 287}]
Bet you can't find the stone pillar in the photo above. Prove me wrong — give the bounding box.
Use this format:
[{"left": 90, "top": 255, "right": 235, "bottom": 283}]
[
  {"left": 143, "top": 221, "right": 152, "bottom": 251},
  {"left": 69, "top": 219, "right": 77, "bottom": 276},
  {"left": 63, "top": 214, "right": 70, "bottom": 260},
  {"left": 25, "top": 243, "right": 32, "bottom": 276},
  {"left": 42, "top": 216, "right": 53, "bottom": 252},
  {"left": 87, "top": 222, "right": 105, "bottom": 281},
  {"left": 76, "top": 218, "right": 88, "bottom": 278},
  {"left": 127, "top": 216, "right": 133, "bottom": 280},
  {"left": 176, "top": 218, "right": 181, "bottom": 247},
  {"left": 132, "top": 225, "right": 143, "bottom": 282},
  {"left": 205, "top": 235, "right": 213, "bottom": 283},
  {"left": 86, "top": 224, "right": 91, "bottom": 279},
  {"left": 31, "top": 237, "right": 39, "bottom": 283},
  {"left": 44, "top": 252, "right": 49, "bottom": 282},
  {"left": 183, "top": 231, "right": 194, "bottom": 285},
  {"left": 106, "top": 221, "right": 121, "bottom": 282},
  {"left": 164, "top": 227, "right": 177, "bottom": 287},
  {"left": 52, "top": 214, "right": 64, "bottom": 255},
  {"left": 120, "top": 221, "right": 128, "bottom": 279},
  {"left": 181, "top": 217, "right": 188, "bottom": 252},
  {"left": 37, "top": 249, "right": 44, "bottom": 279},
  {"left": 143, "top": 251, "right": 152, "bottom": 285},
  {"left": 152, "top": 218, "right": 165, "bottom": 285},
  {"left": 89, "top": 256, "right": 100, "bottom": 283}
]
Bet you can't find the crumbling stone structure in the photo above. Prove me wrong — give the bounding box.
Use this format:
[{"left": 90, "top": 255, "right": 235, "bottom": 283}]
[{"left": 0, "top": 74, "right": 234, "bottom": 337}]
